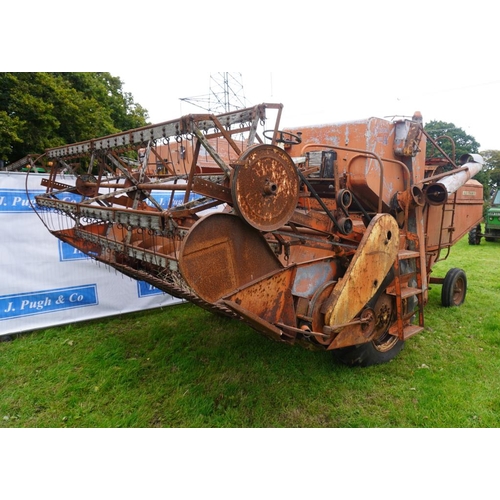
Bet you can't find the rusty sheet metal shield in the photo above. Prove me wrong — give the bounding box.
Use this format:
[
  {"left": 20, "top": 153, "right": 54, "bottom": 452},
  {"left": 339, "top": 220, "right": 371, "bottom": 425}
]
[
  {"left": 324, "top": 213, "right": 400, "bottom": 329},
  {"left": 223, "top": 267, "right": 296, "bottom": 341},
  {"left": 178, "top": 212, "right": 282, "bottom": 304},
  {"left": 232, "top": 145, "right": 299, "bottom": 231}
]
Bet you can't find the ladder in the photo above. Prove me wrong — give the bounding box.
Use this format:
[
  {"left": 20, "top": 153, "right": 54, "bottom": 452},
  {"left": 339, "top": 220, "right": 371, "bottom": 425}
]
[
  {"left": 434, "top": 191, "right": 458, "bottom": 262},
  {"left": 387, "top": 231, "right": 426, "bottom": 340}
]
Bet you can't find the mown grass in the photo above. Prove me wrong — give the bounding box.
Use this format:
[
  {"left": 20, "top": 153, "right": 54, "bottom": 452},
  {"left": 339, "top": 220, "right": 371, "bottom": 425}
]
[{"left": 1, "top": 236, "right": 499, "bottom": 428}]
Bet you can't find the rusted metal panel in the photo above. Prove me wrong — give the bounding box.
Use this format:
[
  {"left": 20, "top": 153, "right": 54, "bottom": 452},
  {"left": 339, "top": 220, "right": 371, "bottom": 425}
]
[
  {"left": 426, "top": 180, "right": 484, "bottom": 250},
  {"left": 291, "top": 259, "right": 337, "bottom": 298},
  {"left": 223, "top": 267, "right": 296, "bottom": 331},
  {"left": 178, "top": 213, "right": 282, "bottom": 304},
  {"left": 323, "top": 214, "right": 400, "bottom": 328}
]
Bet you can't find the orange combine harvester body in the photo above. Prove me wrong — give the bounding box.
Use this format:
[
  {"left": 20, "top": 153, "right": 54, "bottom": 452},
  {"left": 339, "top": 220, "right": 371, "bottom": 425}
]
[{"left": 32, "top": 103, "right": 484, "bottom": 366}]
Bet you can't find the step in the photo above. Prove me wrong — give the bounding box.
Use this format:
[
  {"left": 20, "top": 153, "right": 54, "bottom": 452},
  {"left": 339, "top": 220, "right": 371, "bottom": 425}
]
[
  {"left": 398, "top": 249, "right": 420, "bottom": 260},
  {"left": 402, "top": 310, "right": 419, "bottom": 322},
  {"left": 403, "top": 324, "right": 424, "bottom": 340},
  {"left": 387, "top": 286, "right": 423, "bottom": 299}
]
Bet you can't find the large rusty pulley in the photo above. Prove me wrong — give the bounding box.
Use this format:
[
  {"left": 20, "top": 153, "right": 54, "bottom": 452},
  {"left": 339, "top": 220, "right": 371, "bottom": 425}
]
[{"left": 231, "top": 144, "right": 300, "bottom": 231}]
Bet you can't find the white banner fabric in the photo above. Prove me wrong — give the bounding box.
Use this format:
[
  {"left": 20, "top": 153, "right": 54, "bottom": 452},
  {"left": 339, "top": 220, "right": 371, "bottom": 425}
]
[{"left": 0, "top": 171, "right": 182, "bottom": 337}]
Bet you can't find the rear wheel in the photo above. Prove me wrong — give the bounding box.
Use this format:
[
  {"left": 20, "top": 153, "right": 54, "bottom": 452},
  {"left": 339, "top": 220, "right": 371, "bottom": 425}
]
[{"left": 441, "top": 268, "right": 467, "bottom": 307}]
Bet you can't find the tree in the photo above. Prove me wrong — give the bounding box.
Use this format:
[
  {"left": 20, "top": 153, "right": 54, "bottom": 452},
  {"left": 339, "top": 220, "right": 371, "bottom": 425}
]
[
  {"left": 423, "top": 120, "right": 492, "bottom": 198},
  {"left": 424, "top": 120, "right": 481, "bottom": 163},
  {"left": 0, "top": 72, "right": 149, "bottom": 164},
  {"left": 479, "top": 150, "right": 500, "bottom": 194}
]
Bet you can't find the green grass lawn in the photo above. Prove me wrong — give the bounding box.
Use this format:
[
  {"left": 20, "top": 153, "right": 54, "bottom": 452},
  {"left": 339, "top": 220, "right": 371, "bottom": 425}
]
[{"left": 1, "top": 236, "right": 499, "bottom": 428}]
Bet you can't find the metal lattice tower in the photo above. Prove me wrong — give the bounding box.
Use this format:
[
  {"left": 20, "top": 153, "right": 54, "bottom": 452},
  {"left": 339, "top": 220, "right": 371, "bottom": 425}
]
[{"left": 180, "top": 73, "right": 247, "bottom": 113}]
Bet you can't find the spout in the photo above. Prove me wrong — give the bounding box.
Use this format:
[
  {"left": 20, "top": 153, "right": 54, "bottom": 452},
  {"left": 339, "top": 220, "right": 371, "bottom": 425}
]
[
  {"left": 424, "top": 154, "right": 484, "bottom": 205},
  {"left": 439, "top": 155, "right": 484, "bottom": 196}
]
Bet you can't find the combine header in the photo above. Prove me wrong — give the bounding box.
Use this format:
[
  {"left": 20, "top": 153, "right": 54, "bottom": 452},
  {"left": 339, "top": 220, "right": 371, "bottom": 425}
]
[{"left": 32, "top": 103, "right": 484, "bottom": 366}]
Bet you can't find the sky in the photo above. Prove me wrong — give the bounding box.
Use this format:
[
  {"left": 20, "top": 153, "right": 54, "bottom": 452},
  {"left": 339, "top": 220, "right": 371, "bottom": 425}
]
[
  {"left": 5, "top": 0, "right": 500, "bottom": 151},
  {"left": 118, "top": 69, "right": 500, "bottom": 151},
  {"left": 108, "top": 0, "right": 500, "bottom": 152}
]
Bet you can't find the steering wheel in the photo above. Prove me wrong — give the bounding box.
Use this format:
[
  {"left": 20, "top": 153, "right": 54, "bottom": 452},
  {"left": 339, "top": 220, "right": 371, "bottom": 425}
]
[{"left": 263, "top": 130, "right": 302, "bottom": 145}]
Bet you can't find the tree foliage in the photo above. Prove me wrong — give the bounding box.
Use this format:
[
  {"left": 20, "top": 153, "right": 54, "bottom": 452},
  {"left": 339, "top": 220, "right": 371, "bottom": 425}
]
[
  {"left": 479, "top": 150, "right": 500, "bottom": 195},
  {"left": 424, "top": 120, "right": 481, "bottom": 163},
  {"left": 423, "top": 119, "right": 500, "bottom": 198},
  {"left": 0, "top": 72, "right": 149, "bottom": 164}
]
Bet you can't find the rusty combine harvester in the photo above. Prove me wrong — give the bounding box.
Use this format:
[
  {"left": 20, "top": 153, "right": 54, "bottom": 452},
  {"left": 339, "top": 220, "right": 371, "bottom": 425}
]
[{"left": 32, "top": 103, "right": 484, "bottom": 366}]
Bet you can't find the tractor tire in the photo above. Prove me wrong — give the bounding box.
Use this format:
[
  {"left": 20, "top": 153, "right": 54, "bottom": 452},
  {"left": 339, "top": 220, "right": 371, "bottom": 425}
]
[
  {"left": 332, "top": 337, "right": 405, "bottom": 367},
  {"left": 441, "top": 268, "right": 467, "bottom": 307},
  {"left": 468, "top": 225, "right": 481, "bottom": 245},
  {"left": 332, "top": 292, "right": 407, "bottom": 367}
]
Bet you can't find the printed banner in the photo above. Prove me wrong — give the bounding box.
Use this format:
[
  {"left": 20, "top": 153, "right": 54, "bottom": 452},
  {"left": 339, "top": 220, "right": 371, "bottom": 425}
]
[{"left": 0, "top": 171, "right": 182, "bottom": 337}]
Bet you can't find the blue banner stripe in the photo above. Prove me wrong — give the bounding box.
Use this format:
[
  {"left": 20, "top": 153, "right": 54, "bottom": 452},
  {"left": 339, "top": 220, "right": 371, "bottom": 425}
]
[{"left": 0, "top": 285, "right": 98, "bottom": 320}]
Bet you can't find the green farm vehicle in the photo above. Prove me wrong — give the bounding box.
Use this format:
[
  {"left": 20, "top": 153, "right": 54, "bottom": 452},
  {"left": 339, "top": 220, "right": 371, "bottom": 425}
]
[{"left": 469, "top": 189, "right": 500, "bottom": 244}]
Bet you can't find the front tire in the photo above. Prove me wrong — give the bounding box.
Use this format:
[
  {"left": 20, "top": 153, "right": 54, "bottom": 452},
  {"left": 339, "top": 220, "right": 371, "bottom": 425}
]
[
  {"left": 332, "top": 335, "right": 404, "bottom": 367},
  {"left": 332, "top": 293, "right": 404, "bottom": 367},
  {"left": 468, "top": 225, "right": 481, "bottom": 245},
  {"left": 441, "top": 268, "right": 467, "bottom": 307}
]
